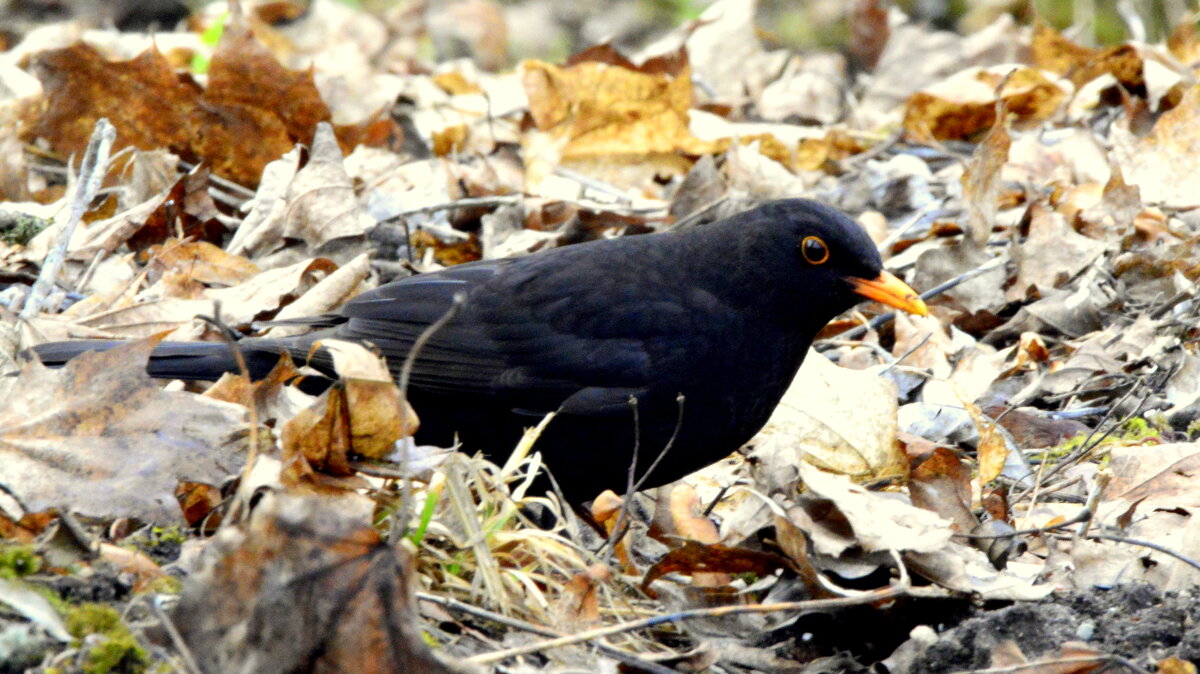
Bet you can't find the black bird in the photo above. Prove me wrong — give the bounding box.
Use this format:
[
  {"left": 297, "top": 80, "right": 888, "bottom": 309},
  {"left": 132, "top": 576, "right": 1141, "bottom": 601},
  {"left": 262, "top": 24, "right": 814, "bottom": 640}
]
[{"left": 33, "top": 199, "right": 927, "bottom": 503}]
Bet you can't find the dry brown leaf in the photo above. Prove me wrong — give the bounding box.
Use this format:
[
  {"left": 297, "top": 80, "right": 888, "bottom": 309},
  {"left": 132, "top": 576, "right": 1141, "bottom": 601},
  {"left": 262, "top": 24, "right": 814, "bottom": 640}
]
[
  {"left": 554, "top": 564, "right": 609, "bottom": 630},
  {"left": 793, "top": 462, "right": 952, "bottom": 556},
  {"left": 146, "top": 240, "right": 261, "bottom": 288},
  {"left": 903, "top": 66, "right": 1068, "bottom": 142},
  {"left": 0, "top": 338, "right": 247, "bottom": 523},
  {"left": 639, "top": 541, "right": 792, "bottom": 599},
  {"left": 1009, "top": 203, "right": 1107, "bottom": 301},
  {"left": 521, "top": 46, "right": 723, "bottom": 190},
  {"left": 909, "top": 448, "right": 977, "bottom": 533},
  {"left": 171, "top": 494, "right": 462, "bottom": 673},
  {"left": 658, "top": 482, "right": 721, "bottom": 545},
  {"left": 174, "top": 481, "right": 223, "bottom": 530},
  {"left": 280, "top": 343, "right": 415, "bottom": 490},
  {"left": 750, "top": 350, "right": 907, "bottom": 486},
  {"left": 965, "top": 401, "right": 1010, "bottom": 486},
  {"left": 21, "top": 30, "right": 392, "bottom": 187},
  {"left": 1032, "top": 21, "right": 1145, "bottom": 92},
  {"left": 127, "top": 165, "right": 225, "bottom": 252},
  {"left": 275, "top": 122, "right": 375, "bottom": 251},
  {"left": 1158, "top": 656, "right": 1199, "bottom": 674},
  {"left": 22, "top": 190, "right": 164, "bottom": 264},
  {"left": 98, "top": 542, "right": 165, "bottom": 591},
  {"left": 202, "top": 354, "right": 314, "bottom": 424},
  {"left": 673, "top": 0, "right": 790, "bottom": 105},
  {"left": 848, "top": 0, "right": 889, "bottom": 71},
  {"left": 961, "top": 111, "right": 1011, "bottom": 245},
  {"left": 1106, "top": 444, "right": 1200, "bottom": 509},
  {"left": 1112, "top": 83, "right": 1200, "bottom": 209},
  {"left": 263, "top": 254, "right": 372, "bottom": 337}
]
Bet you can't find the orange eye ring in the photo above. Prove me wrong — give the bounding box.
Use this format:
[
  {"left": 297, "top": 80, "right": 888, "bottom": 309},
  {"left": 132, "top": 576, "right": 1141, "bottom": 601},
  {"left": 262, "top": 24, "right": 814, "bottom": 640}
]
[{"left": 801, "top": 236, "right": 829, "bottom": 265}]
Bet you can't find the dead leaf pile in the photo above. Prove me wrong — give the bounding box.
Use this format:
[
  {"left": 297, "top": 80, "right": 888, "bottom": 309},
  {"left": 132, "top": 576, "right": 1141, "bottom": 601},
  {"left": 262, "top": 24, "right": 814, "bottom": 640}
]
[{"left": 2, "top": 0, "right": 1200, "bottom": 672}]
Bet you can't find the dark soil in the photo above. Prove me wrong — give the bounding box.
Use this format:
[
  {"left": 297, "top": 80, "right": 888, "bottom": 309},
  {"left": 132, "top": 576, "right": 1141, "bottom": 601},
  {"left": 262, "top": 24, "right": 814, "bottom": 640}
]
[{"left": 897, "top": 584, "right": 1200, "bottom": 673}]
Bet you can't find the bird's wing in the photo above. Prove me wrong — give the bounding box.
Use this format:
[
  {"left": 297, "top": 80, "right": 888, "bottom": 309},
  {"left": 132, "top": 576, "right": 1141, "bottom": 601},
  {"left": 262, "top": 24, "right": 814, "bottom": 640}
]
[
  {"left": 334, "top": 259, "right": 518, "bottom": 395},
  {"left": 334, "top": 248, "right": 728, "bottom": 418}
]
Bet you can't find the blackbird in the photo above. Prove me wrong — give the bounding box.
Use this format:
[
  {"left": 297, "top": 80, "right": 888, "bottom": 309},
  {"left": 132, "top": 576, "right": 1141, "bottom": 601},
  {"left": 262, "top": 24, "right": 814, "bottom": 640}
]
[{"left": 33, "top": 199, "right": 927, "bottom": 503}]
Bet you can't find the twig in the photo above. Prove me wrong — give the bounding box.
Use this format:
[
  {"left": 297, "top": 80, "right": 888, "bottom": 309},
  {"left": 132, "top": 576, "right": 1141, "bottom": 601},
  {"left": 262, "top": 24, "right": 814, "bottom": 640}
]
[
  {"left": 958, "top": 654, "right": 1150, "bottom": 674},
  {"left": 198, "top": 309, "right": 261, "bottom": 527},
  {"left": 666, "top": 197, "right": 731, "bottom": 232},
  {"left": 149, "top": 595, "right": 203, "bottom": 674},
  {"left": 21, "top": 119, "right": 116, "bottom": 318},
  {"left": 381, "top": 195, "right": 521, "bottom": 224},
  {"left": 416, "top": 592, "right": 680, "bottom": 674},
  {"left": 394, "top": 293, "right": 466, "bottom": 541},
  {"left": 953, "top": 509, "right": 1092, "bottom": 540},
  {"left": 876, "top": 202, "right": 952, "bottom": 252},
  {"left": 827, "top": 255, "right": 1005, "bottom": 343},
  {"left": 553, "top": 166, "right": 631, "bottom": 203},
  {"left": 465, "top": 583, "right": 948, "bottom": 665},
  {"left": 1074, "top": 472, "right": 1109, "bottom": 538},
  {"left": 1078, "top": 532, "right": 1200, "bottom": 573},
  {"left": 602, "top": 394, "right": 687, "bottom": 562}
]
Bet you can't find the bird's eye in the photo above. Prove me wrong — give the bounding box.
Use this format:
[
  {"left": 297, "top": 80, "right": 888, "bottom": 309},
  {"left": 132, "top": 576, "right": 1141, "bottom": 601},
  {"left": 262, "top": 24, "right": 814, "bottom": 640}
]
[{"left": 801, "top": 236, "right": 829, "bottom": 265}]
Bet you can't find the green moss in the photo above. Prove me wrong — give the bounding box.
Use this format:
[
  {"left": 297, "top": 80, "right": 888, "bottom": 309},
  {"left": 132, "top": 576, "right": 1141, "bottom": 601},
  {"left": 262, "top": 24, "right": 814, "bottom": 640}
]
[
  {"left": 148, "top": 526, "right": 187, "bottom": 545},
  {"left": 1187, "top": 419, "right": 1200, "bottom": 440},
  {"left": 120, "top": 526, "right": 186, "bottom": 565},
  {"left": 0, "top": 545, "right": 41, "bottom": 578},
  {"left": 0, "top": 211, "right": 50, "bottom": 246},
  {"left": 145, "top": 575, "right": 182, "bottom": 595},
  {"left": 64, "top": 604, "right": 148, "bottom": 674},
  {"left": 1050, "top": 416, "right": 1163, "bottom": 459}
]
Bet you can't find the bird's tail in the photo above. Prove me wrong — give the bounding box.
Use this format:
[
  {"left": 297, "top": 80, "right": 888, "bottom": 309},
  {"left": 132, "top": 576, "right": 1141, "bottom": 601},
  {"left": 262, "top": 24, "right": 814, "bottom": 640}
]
[{"left": 30, "top": 338, "right": 315, "bottom": 381}]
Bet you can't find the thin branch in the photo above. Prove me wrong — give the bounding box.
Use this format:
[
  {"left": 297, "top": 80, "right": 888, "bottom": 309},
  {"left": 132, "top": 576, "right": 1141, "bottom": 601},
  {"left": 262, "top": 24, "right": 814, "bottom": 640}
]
[
  {"left": 825, "top": 255, "right": 1005, "bottom": 343},
  {"left": 21, "top": 119, "right": 116, "bottom": 318},
  {"left": 394, "top": 293, "right": 465, "bottom": 540},
  {"left": 1079, "top": 532, "right": 1200, "bottom": 573},
  {"left": 465, "top": 583, "right": 949, "bottom": 665},
  {"left": 416, "top": 592, "right": 680, "bottom": 674},
  {"left": 149, "top": 596, "right": 203, "bottom": 674},
  {"left": 380, "top": 195, "right": 522, "bottom": 224}
]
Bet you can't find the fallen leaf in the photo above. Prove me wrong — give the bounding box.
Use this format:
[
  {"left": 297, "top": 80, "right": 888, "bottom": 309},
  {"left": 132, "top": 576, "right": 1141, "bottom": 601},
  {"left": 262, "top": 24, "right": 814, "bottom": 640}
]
[
  {"left": 749, "top": 350, "right": 907, "bottom": 487},
  {"left": 171, "top": 494, "right": 462, "bottom": 673},
  {"left": 0, "top": 338, "right": 247, "bottom": 523}
]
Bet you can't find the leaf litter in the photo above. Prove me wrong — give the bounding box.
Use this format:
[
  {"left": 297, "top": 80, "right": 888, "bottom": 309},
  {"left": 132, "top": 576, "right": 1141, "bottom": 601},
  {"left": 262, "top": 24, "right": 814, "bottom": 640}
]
[{"left": 1, "top": 1, "right": 1200, "bottom": 672}]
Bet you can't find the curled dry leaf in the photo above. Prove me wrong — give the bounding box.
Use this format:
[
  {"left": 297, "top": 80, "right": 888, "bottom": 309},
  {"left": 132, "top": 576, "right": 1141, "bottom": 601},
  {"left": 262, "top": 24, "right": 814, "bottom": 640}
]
[
  {"left": 202, "top": 353, "right": 315, "bottom": 424},
  {"left": 521, "top": 45, "right": 721, "bottom": 190},
  {"left": 0, "top": 337, "right": 247, "bottom": 523},
  {"left": 1009, "top": 203, "right": 1107, "bottom": 301},
  {"left": 640, "top": 541, "right": 793, "bottom": 599},
  {"left": 792, "top": 462, "right": 952, "bottom": 557},
  {"left": 750, "top": 350, "right": 907, "bottom": 487},
  {"left": 961, "top": 110, "right": 1011, "bottom": 246},
  {"left": 264, "top": 253, "right": 372, "bottom": 338},
  {"left": 1031, "top": 21, "right": 1147, "bottom": 92},
  {"left": 172, "top": 494, "right": 464, "bottom": 674},
  {"left": 903, "top": 66, "right": 1069, "bottom": 142},
  {"left": 554, "top": 563, "right": 609, "bottom": 630},
  {"left": 963, "top": 401, "right": 1010, "bottom": 486},
  {"left": 1111, "top": 84, "right": 1200, "bottom": 209},
  {"left": 655, "top": 482, "right": 721, "bottom": 545},
  {"left": 281, "top": 342, "right": 417, "bottom": 490},
  {"left": 908, "top": 447, "right": 977, "bottom": 534},
  {"left": 127, "top": 165, "right": 225, "bottom": 252}
]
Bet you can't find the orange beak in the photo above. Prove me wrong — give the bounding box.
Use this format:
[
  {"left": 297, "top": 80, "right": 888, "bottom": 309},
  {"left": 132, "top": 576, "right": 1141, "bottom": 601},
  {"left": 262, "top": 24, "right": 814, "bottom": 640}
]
[{"left": 848, "top": 271, "right": 929, "bottom": 316}]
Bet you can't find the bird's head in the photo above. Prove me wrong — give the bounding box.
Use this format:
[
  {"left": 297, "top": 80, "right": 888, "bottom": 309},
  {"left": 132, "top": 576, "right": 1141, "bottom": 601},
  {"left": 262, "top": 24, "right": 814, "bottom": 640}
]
[{"left": 747, "top": 199, "right": 929, "bottom": 324}]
